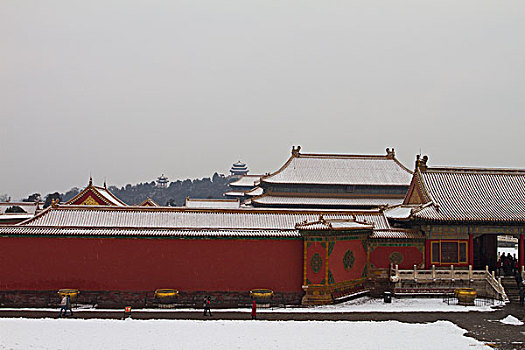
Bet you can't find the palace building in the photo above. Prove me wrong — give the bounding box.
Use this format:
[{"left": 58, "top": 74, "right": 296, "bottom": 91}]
[
  {"left": 0, "top": 148, "right": 523, "bottom": 308},
  {"left": 0, "top": 201, "right": 42, "bottom": 225},
  {"left": 249, "top": 147, "right": 412, "bottom": 209},
  {"left": 388, "top": 155, "right": 525, "bottom": 273},
  {"left": 224, "top": 175, "right": 262, "bottom": 201},
  {"left": 66, "top": 178, "right": 126, "bottom": 206},
  {"left": 230, "top": 161, "right": 249, "bottom": 176}
]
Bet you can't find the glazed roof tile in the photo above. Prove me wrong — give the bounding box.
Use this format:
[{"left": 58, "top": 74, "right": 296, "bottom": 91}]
[
  {"left": 229, "top": 175, "right": 262, "bottom": 188},
  {"left": 223, "top": 191, "right": 248, "bottom": 198},
  {"left": 261, "top": 151, "right": 412, "bottom": 186},
  {"left": 66, "top": 181, "right": 127, "bottom": 206},
  {"left": 18, "top": 205, "right": 391, "bottom": 231},
  {"left": 251, "top": 195, "right": 404, "bottom": 208},
  {"left": 0, "top": 202, "right": 42, "bottom": 215},
  {"left": 185, "top": 198, "right": 240, "bottom": 209},
  {"left": 245, "top": 187, "right": 264, "bottom": 196},
  {"left": 411, "top": 166, "right": 525, "bottom": 223},
  {"left": 295, "top": 218, "right": 373, "bottom": 231},
  {"left": 369, "top": 229, "right": 423, "bottom": 239}
]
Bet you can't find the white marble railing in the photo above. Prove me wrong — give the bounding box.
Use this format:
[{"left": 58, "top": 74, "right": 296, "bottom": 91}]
[{"left": 390, "top": 264, "right": 509, "bottom": 302}]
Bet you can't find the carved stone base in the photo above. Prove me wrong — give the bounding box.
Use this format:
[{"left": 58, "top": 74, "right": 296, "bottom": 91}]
[{"left": 301, "top": 285, "right": 333, "bottom": 305}]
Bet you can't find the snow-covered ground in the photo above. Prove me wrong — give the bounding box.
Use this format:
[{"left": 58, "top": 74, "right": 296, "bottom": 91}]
[
  {"left": 268, "top": 296, "right": 503, "bottom": 313},
  {"left": 0, "top": 318, "right": 491, "bottom": 350},
  {"left": 0, "top": 297, "right": 503, "bottom": 314},
  {"left": 498, "top": 315, "right": 524, "bottom": 326}
]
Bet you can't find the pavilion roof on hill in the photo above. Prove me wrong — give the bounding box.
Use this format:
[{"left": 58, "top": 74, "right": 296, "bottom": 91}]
[
  {"left": 401, "top": 155, "right": 525, "bottom": 223},
  {"left": 260, "top": 147, "right": 412, "bottom": 186},
  {"left": 65, "top": 178, "right": 127, "bottom": 206}
]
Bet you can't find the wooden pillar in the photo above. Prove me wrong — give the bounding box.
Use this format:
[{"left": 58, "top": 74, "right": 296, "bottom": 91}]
[
  {"left": 468, "top": 233, "right": 474, "bottom": 267},
  {"left": 519, "top": 233, "right": 524, "bottom": 269}
]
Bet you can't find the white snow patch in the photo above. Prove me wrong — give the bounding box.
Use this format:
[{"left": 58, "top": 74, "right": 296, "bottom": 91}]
[
  {"left": 499, "top": 315, "right": 524, "bottom": 325},
  {"left": 0, "top": 297, "right": 503, "bottom": 314},
  {"left": 0, "top": 318, "right": 491, "bottom": 350},
  {"left": 268, "top": 297, "right": 502, "bottom": 313}
]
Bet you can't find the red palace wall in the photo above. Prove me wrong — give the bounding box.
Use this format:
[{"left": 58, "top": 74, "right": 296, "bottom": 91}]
[
  {"left": 369, "top": 244, "right": 424, "bottom": 270},
  {"left": 329, "top": 239, "right": 367, "bottom": 283},
  {"left": 305, "top": 241, "right": 326, "bottom": 284},
  {"left": 0, "top": 237, "right": 303, "bottom": 293}
]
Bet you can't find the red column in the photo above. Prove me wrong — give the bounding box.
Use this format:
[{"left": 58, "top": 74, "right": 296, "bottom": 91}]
[
  {"left": 519, "top": 234, "right": 524, "bottom": 270},
  {"left": 468, "top": 233, "right": 474, "bottom": 267}
]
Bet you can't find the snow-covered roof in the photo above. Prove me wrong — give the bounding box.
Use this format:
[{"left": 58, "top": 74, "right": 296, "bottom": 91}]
[
  {"left": 11, "top": 205, "right": 391, "bottom": 233},
  {"left": 223, "top": 191, "right": 247, "bottom": 198},
  {"left": 245, "top": 187, "right": 264, "bottom": 197},
  {"left": 65, "top": 179, "right": 127, "bottom": 206},
  {"left": 384, "top": 206, "right": 416, "bottom": 220},
  {"left": 295, "top": 217, "right": 373, "bottom": 231},
  {"left": 95, "top": 186, "right": 126, "bottom": 206},
  {"left": 229, "top": 175, "right": 261, "bottom": 188},
  {"left": 139, "top": 198, "right": 160, "bottom": 207},
  {"left": 251, "top": 195, "right": 404, "bottom": 208},
  {"left": 408, "top": 163, "right": 525, "bottom": 223},
  {"left": 261, "top": 148, "right": 412, "bottom": 186},
  {"left": 369, "top": 229, "right": 424, "bottom": 239},
  {"left": 185, "top": 198, "right": 241, "bottom": 209},
  {"left": 0, "top": 202, "right": 41, "bottom": 215}
]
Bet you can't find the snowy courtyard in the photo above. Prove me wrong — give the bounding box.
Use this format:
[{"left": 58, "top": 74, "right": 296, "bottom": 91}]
[{"left": 0, "top": 318, "right": 491, "bottom": 350}]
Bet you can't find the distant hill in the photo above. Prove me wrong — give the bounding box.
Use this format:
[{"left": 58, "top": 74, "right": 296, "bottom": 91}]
[{"left": 25, "top": 173, "right": 235, "bottom": 207}]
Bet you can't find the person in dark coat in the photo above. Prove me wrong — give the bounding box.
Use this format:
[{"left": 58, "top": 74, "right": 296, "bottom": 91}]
[
  {"left": 203, "top": 296, "right": 212, "bottom": 317},
  {"left": 515, "top": 271, "right": 523, "bottom": 290},
  {"left": 519, "top": 288, "right": 524, "bottom": 307},
  {"left": 66, "top": 295, "right": 73, "bottom": 317},
  {"left": 251, "top": 300, "right": 257, "bottom": 320}
]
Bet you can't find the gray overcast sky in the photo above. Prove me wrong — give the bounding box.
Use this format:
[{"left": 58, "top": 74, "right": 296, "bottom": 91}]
[{"left": 1, "top": 1, "right": 524, "bottom": 200}]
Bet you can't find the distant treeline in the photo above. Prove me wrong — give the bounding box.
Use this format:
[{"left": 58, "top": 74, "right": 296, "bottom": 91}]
[{"left": 21, "top": 173, "right": 234, "bottom": 207}]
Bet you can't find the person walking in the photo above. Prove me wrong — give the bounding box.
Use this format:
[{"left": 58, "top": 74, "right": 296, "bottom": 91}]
[
  {"left": 203, "top": 296, "right": 212, "bottom": 317},
  {"left": 519, "top": 288, "right": 524, "bottom": 307},
  {"left": 515, "top": 271, "right": 523, "bottom": 290},
  {"left": 58, "top": 295, "right": 68, "bottom": 318},
  {"left": 66, "top": 295, "right": 73, "bottom": 317},
  {"left": 251, "top": 300, "right": 257, "bottom": 320}
]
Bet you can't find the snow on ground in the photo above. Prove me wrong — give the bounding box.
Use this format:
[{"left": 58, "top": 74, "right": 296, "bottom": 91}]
[
  {"left": 267, "top": 297, "right": 503, "bottom": 313},
  {"left": 0, "top": 318, "right": 491, "bottom": 350},
  {"left": 498, "top": 315, "right": 524, "bottom": 326},
  {"left": 0, "top": 297, "right": 503, "bottom": 314}
]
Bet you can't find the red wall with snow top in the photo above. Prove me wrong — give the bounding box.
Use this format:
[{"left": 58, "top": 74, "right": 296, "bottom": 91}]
[{"left": 0, "top": 237, "right": 303, "bottom": 292}]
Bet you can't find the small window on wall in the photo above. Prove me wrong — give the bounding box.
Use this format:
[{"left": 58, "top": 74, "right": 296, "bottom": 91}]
[{"left": 431, "top": 241, "right": 467, "bottom": 264}]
